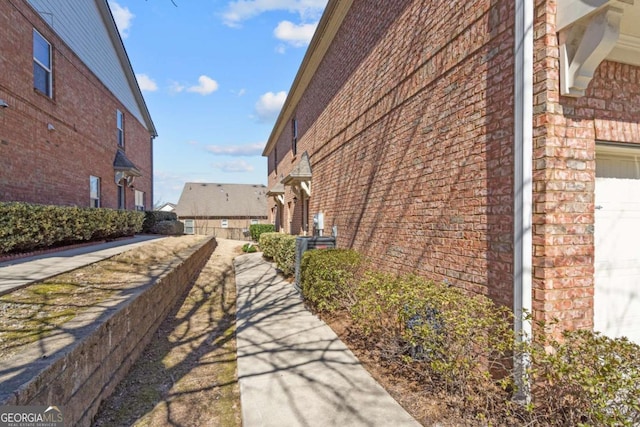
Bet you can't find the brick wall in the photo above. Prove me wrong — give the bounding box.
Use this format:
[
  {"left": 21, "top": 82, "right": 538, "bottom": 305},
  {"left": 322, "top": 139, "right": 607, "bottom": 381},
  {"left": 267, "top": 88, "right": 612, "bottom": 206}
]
[
  {"left": 532, "top": 0, "right": 640, "bottom": 334},
  {"left": 0, "top": 237, "right": 216, "bottom": 427},
  {"left": 0, "top": 0, "right": 153, "bottom": 210},
  {"left": 269, "top": 0, "right": 516, "bottom": 305}
]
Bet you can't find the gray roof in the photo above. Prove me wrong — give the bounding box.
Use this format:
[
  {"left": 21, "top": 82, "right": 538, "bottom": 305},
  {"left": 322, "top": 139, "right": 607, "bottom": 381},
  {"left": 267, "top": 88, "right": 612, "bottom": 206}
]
[
  {"left": 283, "top": 152, "right": 312, "bottom": 185},
  {"left": 113, "top": 150, "right": 141, "bottom": 176},
  {"left": 267, "top": 182, "right": 285, "bottom": 195},
  {"left": 175, "top": 183, "right": 268, "bottom": 218}
]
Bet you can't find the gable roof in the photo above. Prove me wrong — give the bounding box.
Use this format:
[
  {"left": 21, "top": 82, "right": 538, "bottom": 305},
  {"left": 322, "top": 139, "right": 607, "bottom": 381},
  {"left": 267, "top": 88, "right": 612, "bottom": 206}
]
[
  {"left": 262, "top": 0, "right": 353, "bottom": 156},
  {"left": 175, "top": 183, "right": 268, "bottom": 218},
  {"left": 26, "top": 0, "right": 157, "bottom": 137}
]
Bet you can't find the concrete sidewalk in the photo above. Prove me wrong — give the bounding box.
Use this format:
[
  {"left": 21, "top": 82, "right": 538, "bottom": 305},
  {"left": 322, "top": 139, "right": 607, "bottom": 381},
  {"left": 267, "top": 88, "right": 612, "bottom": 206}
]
[
  {"left": 234, "top": 252, "right": 420, "bottom": 427},
  {"left": 0, "top": 235, "right": 165, "bottom": 296}
]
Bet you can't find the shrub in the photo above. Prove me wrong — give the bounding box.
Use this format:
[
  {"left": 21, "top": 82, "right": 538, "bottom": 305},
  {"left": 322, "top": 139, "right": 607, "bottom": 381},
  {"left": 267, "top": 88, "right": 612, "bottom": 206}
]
[
  {"left": 274, "top": 235, "right": 296, "bottom": 276},
  {"left": 0, "top": 202, "right": 144, "bottom": 254},
  {"left": 249, "top": 224, "right": 275, "bottom": 242},
  {"left": 296, "top": 247, "right": 640, "bottom": 424},
  {"left": 257, "top": 232, "right": 296, "bottom": 276},
  {"left": 143, "top": 211, "right": 178, "bottom": 233},
  {"left": 528, "top": 329, "right": 640, "bottom": 426},
  {"left": 242, "top": 242, "right": 257, "bottom": 253},
  {"left": 258, "top": 232, "right": 282, "bottom": 259},
  {"left": 350, "top": 272, "right": 516, "bottom": 419},
  {"left": 300, "top": 249, "right": 362, "bottom": 313}
]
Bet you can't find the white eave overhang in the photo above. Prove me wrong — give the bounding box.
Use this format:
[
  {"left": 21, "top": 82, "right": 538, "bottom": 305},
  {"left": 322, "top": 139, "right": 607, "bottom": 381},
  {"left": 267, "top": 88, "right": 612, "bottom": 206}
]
[{"left": 558, "top": 0, "right": 640, "bottom": 97}]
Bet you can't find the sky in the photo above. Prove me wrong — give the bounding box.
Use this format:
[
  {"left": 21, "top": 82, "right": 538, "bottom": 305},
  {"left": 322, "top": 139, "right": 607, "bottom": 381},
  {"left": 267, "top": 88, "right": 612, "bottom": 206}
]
[{"left": 107, "top": 0, "right": 328, "bottom": 206}]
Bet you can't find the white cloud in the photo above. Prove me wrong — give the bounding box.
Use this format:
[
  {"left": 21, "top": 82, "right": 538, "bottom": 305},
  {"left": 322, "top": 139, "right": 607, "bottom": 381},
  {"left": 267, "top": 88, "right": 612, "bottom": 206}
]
[
  {"left": 206, "top": 143, "right": 264, "bottom": 156},
  {"left": 187, "top": 75, "right": 219, "bottom": 95},
  {"left": 169, "top": 81, "right": 186, "bottom": 93},
  {"left": 255, "top": 91, "right": 287, "bottom": 122},
  {"left": 274, "top": 20, "right": 317, "bottom": 46},
  {"left": 136, "top": 74, "right": 158, "bottom": 92},
  {"left": 213, "top": 160, "right": 255, "bottom": 173},
  {"left": 223, "top": 0, "right": 327, "bottom": 27},
  {"left": 109, "top": 1, "right": 134, "bottom": 39}
]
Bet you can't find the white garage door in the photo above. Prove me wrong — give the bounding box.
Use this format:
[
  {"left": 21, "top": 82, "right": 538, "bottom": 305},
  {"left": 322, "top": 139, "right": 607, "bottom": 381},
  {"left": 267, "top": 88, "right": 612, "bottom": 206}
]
[{"left": 594, "top": 145, "right": 640, "bottom": 345}]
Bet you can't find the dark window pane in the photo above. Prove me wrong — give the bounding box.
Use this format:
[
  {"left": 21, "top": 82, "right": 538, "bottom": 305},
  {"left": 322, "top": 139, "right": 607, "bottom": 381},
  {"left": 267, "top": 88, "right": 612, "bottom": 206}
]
[
  {"left": 33, "top": 32, "right": 50, "bottom": 68},
  {"left": 33, "top": 62, "right": 50, "bottom": 95}
]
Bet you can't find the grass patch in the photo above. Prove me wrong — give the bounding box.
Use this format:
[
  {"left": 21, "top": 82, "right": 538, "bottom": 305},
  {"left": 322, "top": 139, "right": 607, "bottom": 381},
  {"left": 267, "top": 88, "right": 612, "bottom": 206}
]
[{"left": 0, "top": 235, "right": 208, "bottom": 361}]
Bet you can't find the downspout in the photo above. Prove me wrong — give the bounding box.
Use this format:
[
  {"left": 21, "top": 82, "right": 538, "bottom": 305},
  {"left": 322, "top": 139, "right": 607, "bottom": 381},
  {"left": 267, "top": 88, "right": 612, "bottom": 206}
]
[
  {"left": 150, "top": 136, "right": 154, "bottom": 209},
  {"left": 513, "top": 0, "right": 534, "bottom": 400}
]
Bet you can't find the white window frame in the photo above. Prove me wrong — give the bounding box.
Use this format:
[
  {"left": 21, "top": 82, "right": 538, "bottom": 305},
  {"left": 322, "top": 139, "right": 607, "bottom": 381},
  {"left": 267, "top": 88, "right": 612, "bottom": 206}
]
[
  {"left": 117, "top": 109, "right": 124, "bottom": 148},
  {"left": 251, "top": 219, "right": 259, "bottom": 225},
  {"left": 135, "top": 190, "right": 144, "bottom": 211},
  {"left": 33, "top": 29, "right": 52, "bottom": 97},
  {"left": 90, "top": 176, "right": 100, "bottom": 207},
  {"left": 184, "top": 219, "right": 195, "bottom": 234},
  {"left": 221, "top": 219, "right": 229, "bottom": 228}
]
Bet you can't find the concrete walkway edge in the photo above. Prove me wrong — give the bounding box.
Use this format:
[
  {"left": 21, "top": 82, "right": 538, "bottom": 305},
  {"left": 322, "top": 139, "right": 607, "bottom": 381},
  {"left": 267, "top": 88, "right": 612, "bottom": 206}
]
[{"left": 234, "top": 252, "right": 420, "bottom": 427}]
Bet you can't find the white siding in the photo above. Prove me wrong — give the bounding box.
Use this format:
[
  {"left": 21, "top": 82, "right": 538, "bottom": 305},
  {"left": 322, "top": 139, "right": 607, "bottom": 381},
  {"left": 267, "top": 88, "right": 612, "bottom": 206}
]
[{"left": 27, "top": 0, "right": 146, "bottom": 126}]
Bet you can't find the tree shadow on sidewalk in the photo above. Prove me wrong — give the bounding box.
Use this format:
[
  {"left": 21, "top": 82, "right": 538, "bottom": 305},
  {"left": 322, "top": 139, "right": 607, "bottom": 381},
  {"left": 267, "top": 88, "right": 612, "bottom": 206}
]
[{"left": 92, "top": 241, "right": 242, "bottom": 427}]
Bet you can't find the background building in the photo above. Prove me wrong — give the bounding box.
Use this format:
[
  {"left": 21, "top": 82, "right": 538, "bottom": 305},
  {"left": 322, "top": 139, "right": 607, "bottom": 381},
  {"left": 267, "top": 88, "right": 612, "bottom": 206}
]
[
  {"left": 175, "top": 183, "right": 268, "bottom": 240},
  {"left": 0, "top": 0, "right": 156, "bottom": 210}
]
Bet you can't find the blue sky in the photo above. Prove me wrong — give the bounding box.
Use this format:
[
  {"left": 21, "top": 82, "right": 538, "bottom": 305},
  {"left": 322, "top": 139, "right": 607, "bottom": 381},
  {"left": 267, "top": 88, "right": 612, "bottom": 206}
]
[{"left": 107, "top": 0, "right": 327, "bottom": 206}]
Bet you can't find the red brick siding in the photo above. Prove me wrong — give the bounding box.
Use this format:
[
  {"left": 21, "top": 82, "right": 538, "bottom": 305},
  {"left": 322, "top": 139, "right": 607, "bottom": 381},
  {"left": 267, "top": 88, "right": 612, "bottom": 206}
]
[
  {"left": 0, "top": 0, "right": 152, "bottom": 210},
  {"left": 532, "top": 0, "right": 640, "bottom": 334},
  {"left": 269, "top": 0, "right": 516, "bottom": 306}
]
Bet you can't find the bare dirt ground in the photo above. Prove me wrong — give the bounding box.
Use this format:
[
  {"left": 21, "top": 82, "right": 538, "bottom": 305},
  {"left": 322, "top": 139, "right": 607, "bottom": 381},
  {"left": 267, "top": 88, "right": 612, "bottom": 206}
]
[{"left": 92, "top": 238, "right": 243, "bottom": 427}]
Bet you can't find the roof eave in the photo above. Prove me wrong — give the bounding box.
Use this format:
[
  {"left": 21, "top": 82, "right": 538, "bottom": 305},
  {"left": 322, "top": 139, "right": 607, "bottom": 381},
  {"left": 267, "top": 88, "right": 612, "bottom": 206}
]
[
  {"left": 96, "top": 0, "right": 158, "bottom": 138},
  {"left": 262, "top": 0, "right": 353, "bottom": 157}
]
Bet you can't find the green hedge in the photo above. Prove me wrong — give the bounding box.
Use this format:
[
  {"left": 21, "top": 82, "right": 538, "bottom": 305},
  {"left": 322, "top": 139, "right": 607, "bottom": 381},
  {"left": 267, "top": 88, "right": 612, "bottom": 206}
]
[
  {"left": 300, "top": 249, "right": 362, "bottom": 313},
  {"left": 350, "top": 272, "right": 515, "bottom": 410},
  {"left": 0, "top": 202, "right": 144, "bottom": 254},
  {"left": 142, "top": 210, "right": 178, "bottom": 233},
  {"left": 296, "top": 249, "right": 640, "bottom": 424},
  {"left": 258, "top": 232, "right": 281, "bottom": 259},
  {"left": 258, "top": 232, "right": 296, "bottom": 276},
  {"left": 249, "top": 223, "right": 275, "bottom": 242},
  {"left": 529, "top": 328, "right": 640, "bottom": 426}
]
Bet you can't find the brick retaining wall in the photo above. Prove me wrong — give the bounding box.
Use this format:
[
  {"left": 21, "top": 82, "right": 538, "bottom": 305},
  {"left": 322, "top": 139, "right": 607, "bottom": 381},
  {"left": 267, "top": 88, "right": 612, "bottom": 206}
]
[{"left": 0, "top": 236, "right": 217, "bottom": 426}]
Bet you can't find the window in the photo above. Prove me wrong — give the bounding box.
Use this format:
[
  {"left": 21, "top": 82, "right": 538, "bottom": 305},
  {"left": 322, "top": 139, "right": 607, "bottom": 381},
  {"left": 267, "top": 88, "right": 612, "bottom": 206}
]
[
  {"left": 251, "top": 219, "right": 259, "bottom": 225},
  {"left": 291, "top": 118, "right": 298, "bottom": 155},
  {"left": 117, "top": 110, "right": 124, "bottom": 147},
  {"left": 135, "top": 190, "right": 144, "bottom": 211},
  {"left": 184, "top": 219, "right": 194, "bottom": 234},
  {"left": 221, "top": 219, "right": 229, "bottom": 228},
  {"left": 90, "top": 176, "right": 100, "bottom": 207},
  {"left": 274, "top": 146, "right": 278, "bottom": 174},
  {"left": 117, "top": 184, "right": 125, "bottom": 209},
  {"left": 33, "top": 30, "right": 52, "bottom": 97}
]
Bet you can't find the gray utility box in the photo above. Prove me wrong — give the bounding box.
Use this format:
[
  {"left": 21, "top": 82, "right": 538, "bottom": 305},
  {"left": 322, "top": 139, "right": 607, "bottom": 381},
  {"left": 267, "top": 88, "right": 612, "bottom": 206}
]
[{"left": 294, "top": 236, "right": 336, "bottom": 292}]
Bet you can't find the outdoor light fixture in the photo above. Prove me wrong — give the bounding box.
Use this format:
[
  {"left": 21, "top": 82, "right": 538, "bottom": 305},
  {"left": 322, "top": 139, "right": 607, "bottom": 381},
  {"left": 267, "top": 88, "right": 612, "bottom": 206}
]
[
  {"left": 0, "top": 99, "right": 8, "bottom": 108},
  {"left": 293, "top": 196, "right": 298, "bottom": 204}
]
